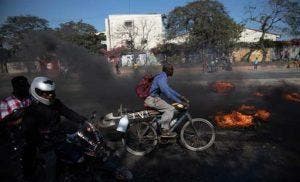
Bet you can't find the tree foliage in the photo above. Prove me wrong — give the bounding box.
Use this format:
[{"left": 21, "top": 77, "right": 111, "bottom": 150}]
[
  {"left": 57, "top": 21, "right": 106, "bottom": 54},
  {"left": 151, "top": 43, "right": 182, "bottom": 57},
  {"left": 57, "top": 20, "right": 97, "bottom": 36},
  {"left": 0, "top": 15, "right": 49, "bottom": 49},
  {"left": 246, "top": 0, "right": 300, "bottom": 38},
  {"left": 245, "top": 0, "right": 300, "bottom": 61},
  {"left": 166, "top": 0, "right": 242, "bottom": 54},
  {"left": 100, "top": 46, "right": 128, "bottom": 59}
]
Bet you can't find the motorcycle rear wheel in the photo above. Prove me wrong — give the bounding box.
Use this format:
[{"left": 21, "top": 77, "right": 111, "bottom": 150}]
[
  {"left": 123, "top": 122, "right": 158, "bottom": 156},
  {"left": 180, "top": 118, "right": 215, "bottom": 151}
]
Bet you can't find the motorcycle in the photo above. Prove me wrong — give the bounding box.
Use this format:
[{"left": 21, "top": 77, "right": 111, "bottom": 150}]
[
  {"left": 55, "top": 118, "right": 133, "bottom": 181},
  {"left": 100, "top": 101, "right": 216, "bottom": 156}
]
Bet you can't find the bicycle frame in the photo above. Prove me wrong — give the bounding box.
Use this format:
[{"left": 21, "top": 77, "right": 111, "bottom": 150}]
[
  {"left": 151, "top": 110, "right": 192, "bottom": 133},
  {"left": 171, "top": 111, "right": 192, "bottom": 132}
]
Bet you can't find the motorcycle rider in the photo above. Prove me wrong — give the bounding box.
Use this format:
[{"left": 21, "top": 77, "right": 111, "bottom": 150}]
[
  {"left": 144, "top": 63, "right": 187, "bottom": 137},
  {"left": 21, "top": 76, "right": 87, "bottom": 181},
  {"left": 21, "top": 76, "right": 132, "bottom": 181}
]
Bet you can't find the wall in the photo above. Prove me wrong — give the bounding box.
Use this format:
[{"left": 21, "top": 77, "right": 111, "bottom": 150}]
[
  {"left": 120, "top": 53, "right": 159, "bottom": 67},
  {"left": 232, "top": 45, "right": 300, "bottom": 62},
  {"left": 105, "top": 14, "right": 164, "bottom": 51},
  {"left": 6, "top": 62, "right": 28, "bottom": 74},
  {"left": 238, "top": 28, "right": 279, "bottom": 43}
]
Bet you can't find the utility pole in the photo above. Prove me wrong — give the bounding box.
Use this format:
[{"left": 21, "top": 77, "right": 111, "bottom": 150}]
[{"left": 129, "top": 0, "right": 131, "bottom": 14}]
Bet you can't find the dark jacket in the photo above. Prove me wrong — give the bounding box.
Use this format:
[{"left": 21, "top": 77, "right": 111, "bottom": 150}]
[{"left": 22, "top": 99, "right": 86, "bottom": 151}]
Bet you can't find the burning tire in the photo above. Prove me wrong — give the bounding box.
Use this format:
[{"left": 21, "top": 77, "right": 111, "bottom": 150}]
[
  {"left": 123, "top": 122, "right": 158, "bottom": 156},
  {"left": 180, "top": 118, "right": 215, "bottom": 151}
]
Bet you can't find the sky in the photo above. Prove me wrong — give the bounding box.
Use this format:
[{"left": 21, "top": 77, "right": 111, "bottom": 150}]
[{"left": 0, "top": 0, "right": 261, "bottom": 32}]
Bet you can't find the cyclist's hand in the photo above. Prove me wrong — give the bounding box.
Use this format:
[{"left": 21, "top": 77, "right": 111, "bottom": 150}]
[
  {"left": 182, "top": 102, "right": 189, "bottom": 109},
  {"left": 180, "top": 96, "right": 189, "bottom": 103}
]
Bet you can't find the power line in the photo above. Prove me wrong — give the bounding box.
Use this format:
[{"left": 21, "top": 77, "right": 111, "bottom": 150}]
[{"left": 129, "top": 0, "right": 131, "bottom": 14}]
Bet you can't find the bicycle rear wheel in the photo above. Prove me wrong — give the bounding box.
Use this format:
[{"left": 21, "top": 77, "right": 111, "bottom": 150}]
[
  {"left": 180, "top": 118, "right": 215, "bottom": 151},
  {"left": 123, "top": 122, "right": 158, "bottom": 156}
]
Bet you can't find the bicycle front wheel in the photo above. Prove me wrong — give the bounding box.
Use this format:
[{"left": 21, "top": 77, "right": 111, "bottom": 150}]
[{"left": 180, "top": 118, "right": 215, "bottom": 151}]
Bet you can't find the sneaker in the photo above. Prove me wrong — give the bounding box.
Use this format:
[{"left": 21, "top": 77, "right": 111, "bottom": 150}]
[{"left": 161, "top": 130, "right": 177, "bottom": 138}]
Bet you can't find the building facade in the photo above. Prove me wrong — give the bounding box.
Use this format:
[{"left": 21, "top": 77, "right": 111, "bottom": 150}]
[
  {"left": 238, "top": 28, "right": 280, "bottom": 43},
  {"left": 105, "top": 14, "right": 164, "bottom": 51}
]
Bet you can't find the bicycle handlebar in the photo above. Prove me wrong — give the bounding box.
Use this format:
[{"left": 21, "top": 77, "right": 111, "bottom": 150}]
[{"left": 181, "top": 96, "right": 190, "bottom": 104}]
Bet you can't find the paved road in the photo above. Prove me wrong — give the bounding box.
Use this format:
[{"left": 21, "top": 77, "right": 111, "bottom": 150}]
[{"left": 0, "top": 69, "right": 299, "bottom": 181}]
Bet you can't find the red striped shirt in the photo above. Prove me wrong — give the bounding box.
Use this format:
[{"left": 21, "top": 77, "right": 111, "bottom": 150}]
[{"left": 0, "top": 95, "right": 31, "bottom": 121}]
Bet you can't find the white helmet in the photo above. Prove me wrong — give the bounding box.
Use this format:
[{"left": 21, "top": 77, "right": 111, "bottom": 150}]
[{"left": 30, "top": 77, "right": 56, "bottom": 105}]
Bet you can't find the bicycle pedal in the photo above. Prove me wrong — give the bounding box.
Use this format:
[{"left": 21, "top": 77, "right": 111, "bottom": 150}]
[{"left": 160, "top": 134, "right": 177, "bottom": 138}]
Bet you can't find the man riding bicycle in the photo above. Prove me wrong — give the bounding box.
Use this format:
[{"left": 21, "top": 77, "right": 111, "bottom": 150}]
[{"left": 144, "top": 63, "right": 187, "bottom": 137}]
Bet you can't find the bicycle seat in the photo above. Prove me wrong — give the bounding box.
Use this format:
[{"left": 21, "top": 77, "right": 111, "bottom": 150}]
[{"left": 144, "top": 103, "right": 154, "bottom": 110}]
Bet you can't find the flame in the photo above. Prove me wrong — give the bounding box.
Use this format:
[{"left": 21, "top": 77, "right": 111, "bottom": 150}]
[
  {"left": 215, "top": 111, "right": 254, "bottom": 128},
  {"left": 253, "top": 92, "right": 264, "bottom": 97},
  {"left": 211, "top": 81, "right": 235, "bottom": 93},
  {"left": 215, "top": 105, "right": 271, "bottom": 128},
  {"left": 254, "top": 109, "right": 271, "bottom": 121},
  {"left": 282, "top": 92, "right": 300, "bottom": 102}
]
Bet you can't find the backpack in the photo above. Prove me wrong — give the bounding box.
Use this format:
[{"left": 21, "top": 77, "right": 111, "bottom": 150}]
[{"left": 135, "top": 74, "right": 155, "bottom": 99}]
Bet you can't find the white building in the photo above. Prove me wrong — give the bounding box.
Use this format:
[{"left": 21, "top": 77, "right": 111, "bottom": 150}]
[
  {"left": 238, "top": 28, "right": 280, "bottom": 43},
  {"left": 105, "top": 14, "right": 165, "bottom": 51}
]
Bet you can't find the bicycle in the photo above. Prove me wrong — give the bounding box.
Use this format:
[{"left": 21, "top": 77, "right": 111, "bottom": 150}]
[{"left": 113, "top": 102, "right": 216, "bottom": 156}]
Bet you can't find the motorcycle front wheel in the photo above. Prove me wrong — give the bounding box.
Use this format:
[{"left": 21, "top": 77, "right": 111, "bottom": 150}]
[
  {"left": 180, "top": 118, "right": 215, "bottom": 151},
  {"left": 123, "top": 122, "right": 158, "bottom": 156}
]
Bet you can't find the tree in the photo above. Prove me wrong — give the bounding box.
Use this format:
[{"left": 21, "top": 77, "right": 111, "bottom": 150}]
[
  {"left": 113, "top": 19, "right": 157, "bottom": 65},
  {"left": 245, "top": 0, "right": 300, "bottom": 61},
  {"left": 100, "top": 46, "right": 128, "bottom": 60},
  {"left": 166, "top": 0, "right": 242, "bottom": 60},
  {"left": 57, "top": 20, "right": 97, "bottom": 36},
  {"left": 115, "top": 19, "right": 155, "bottom": 51},
  {"left": 0, "top": 15, "right": 49, "bottom": 72},
  {"left": 0, "top": 15, "right": 49, "bottom": 50},
  {"left": 57, "top": 21, "right": 106, "bottom": 54},
  {"left": 0, "top": 47, "right": 11, "bottom": 73}
]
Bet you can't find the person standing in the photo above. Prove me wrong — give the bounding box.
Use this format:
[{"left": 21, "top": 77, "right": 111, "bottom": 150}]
[
  {"left": 115, "top": 58, "right": 121, "bottom": 74},
  {"left": 254, "top": 57, "right": 259, "bottom": 70}
]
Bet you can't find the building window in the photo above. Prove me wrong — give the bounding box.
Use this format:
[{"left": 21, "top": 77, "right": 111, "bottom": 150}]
[
  {"left": 126, "top": 40, "right": 134, "bottom": 47},
  {"left": 124, "top": 20, "right": 133, "bottom": 28},
  {"left": 141, "top": 39, "right": 147, "bottom": 45}
]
